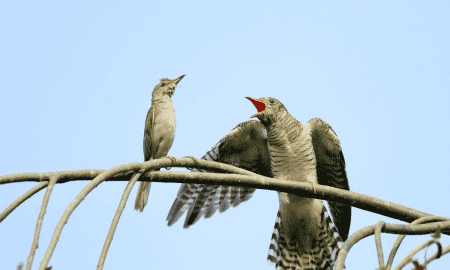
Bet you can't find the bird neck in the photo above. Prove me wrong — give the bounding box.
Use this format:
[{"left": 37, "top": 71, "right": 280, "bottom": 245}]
[
  {"left": 265, "top": 111, "right": 300, "bottom": 145},
  {"left": 152, "top": 93, "right": 172, "bottom": 104}
]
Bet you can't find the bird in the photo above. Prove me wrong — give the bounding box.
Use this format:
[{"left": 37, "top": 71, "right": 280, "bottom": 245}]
[
  {"left": 134, "top": 74, "right": 185, "bottom": 212},
  {"left": 166, "top": 96, "right": 351, "bottom": 270}
]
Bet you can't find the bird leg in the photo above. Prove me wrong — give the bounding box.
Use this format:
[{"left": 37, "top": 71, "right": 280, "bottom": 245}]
[{"left": 306, "top": 174, "right": 317, "bottom": 194}]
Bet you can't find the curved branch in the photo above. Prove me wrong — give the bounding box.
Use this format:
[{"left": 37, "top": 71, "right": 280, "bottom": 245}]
[
  {"left": 393, "top": 239, "right": 439, "bottom": 270},
  {"left": 38, "top": 158, "right": 180, "bottom": 270},
  {"left": 26, "top": 175, "right": 59, "bottom": 270},
  {"left": 144, "top": 171, "right": 447, "bottom": 227},
  {"left": 386, "top": 216, "right": 449, "bottom": 269},
  {"left": 424, "top": 244, "right": 450, "bottom": 266},
  {"left": 0, "top": 182, "right": 48, "bottom": 223},
  {"left": 0, "top": 158, "right": 249, "bottom": 221},
  {"left": 1, "top": 157, "right": 449, "bottom": 269},
  {"left": 375, "top": 221, "right": 386, "bottom": 269},
  {"left": 0, "top": 157, "right": 258, "bottom": 185},
  {"left": 97, "top": 172, "right": 141, "bottom": 270},
  {"left": 335, "top": 220, "right": 450, "bottom": 270},
  {"left": 2, "top": 158, "right": 449, "bottom": 232}
]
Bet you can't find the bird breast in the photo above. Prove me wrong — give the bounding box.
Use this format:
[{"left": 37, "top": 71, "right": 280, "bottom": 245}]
[{"left": 268, "top": 120, "right": 318, "bottom": 187}]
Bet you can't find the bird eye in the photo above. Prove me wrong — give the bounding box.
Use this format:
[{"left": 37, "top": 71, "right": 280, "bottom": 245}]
[
  {"left": 161, "top": 83, "right": 166, "bottom": 86},
  {"left": 269, "top": 99, "right": 275, "bottom": 104}
]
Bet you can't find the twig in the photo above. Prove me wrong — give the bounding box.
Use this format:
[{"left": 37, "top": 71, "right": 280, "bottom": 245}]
[
  {"left": 97, "top": 172, "right": 142, "bottom": 270},
  {"left": 0, "top": 182, "right": 48, "bottom": 223},
  {"left": 38, "top": 159, "right": 178, "bottom": 270},
  {"left": 335, "top": 220, "right": 450, "bottom": 270},
  {"left": 375, "top": 221, "right": 386, "bottom": 269},
  {"left": 424, "top": 244, "right": 450, "bottom": 266},
  {"left": 393, "top": 240, "right": 436, "bottom": 270},
  {"left": 386, "top": 216, "right": 449, "bottom": 269},
  {"left": 26, "top": 175, "right": 59, "bottom": 270}
]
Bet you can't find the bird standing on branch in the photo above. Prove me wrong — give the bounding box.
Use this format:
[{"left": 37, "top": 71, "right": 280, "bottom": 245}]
[
  {"left": 166, "top": 97, "right": 350, "bottom": 270},
  {"left": 134, "top": 74, "right": 185, "bottom": 212}
]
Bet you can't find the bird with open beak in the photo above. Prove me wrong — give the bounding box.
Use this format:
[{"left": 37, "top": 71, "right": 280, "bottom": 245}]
[{"left": 166, "top": 96, "right": 350, "bottom": 270}]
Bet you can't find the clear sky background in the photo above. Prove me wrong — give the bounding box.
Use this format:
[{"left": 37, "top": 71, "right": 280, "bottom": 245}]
[{"left": 1, "top": 1, "right": 449, "bottom": 269}]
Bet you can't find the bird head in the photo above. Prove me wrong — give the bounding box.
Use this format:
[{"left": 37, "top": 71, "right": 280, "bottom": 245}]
[
  {"left": 246, "top": 97, "right": 287, "bottom": 125},
  {"left": 153, "top": 74, "right": 185, "bottom": 97}
]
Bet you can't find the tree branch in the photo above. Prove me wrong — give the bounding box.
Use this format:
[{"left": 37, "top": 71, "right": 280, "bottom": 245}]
[
  {"left": 0, "top": 182, "right": 48, "bottom": 222},
  {"left": 97, "top": 172, "right": 141, "bottom": 270},
  {"left": 26, "top": 175, "right": 59, "bottom": 270}
]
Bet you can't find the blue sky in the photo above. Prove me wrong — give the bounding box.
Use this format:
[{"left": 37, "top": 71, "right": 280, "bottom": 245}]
[{"left": 1, "top": 1, "right": 449, "bottom": 269}]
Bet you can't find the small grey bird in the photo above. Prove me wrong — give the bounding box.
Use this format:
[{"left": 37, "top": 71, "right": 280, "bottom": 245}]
[{"left": 134, "top": 74, "right": 185, "bottom": 212}]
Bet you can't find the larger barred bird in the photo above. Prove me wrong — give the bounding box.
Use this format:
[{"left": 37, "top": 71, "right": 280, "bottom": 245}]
[{"left": 166, "top": 97, "right": 351, "bottom": 270}]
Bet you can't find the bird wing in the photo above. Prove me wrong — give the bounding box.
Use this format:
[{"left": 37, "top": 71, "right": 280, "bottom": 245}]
[
  {"left": 143, "top": 106, "right": 154, "bottom": 161},
  {"left": 166, "top": 120, "right": 273, "bottom": 228},
  {"left": 308, "top": 118, "right": 351, "bottom": 241}
]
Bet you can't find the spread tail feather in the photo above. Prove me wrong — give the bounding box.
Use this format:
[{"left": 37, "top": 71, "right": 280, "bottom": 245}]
[
  {"left": 135, "top": 181, "right": 151, "bottom": 212},
  {"left": 267, "top": 205, "right": 343, "bottom": 270}
]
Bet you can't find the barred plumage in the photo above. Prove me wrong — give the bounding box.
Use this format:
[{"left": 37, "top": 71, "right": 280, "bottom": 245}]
[
  {"left": 166, "top": 97, "right": 351, "bottom": 270},
  {"left": 166, "top": 121, "right": 270, "bottom": 228},
  {"left": 267, "top": 205, "right": 344, "bottom": 270}
]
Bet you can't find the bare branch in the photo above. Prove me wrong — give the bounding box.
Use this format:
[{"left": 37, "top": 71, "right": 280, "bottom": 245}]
[
  {"left": 393, "top": 240, "right": 438, "bottom": 270},
  {"left": 26, "top": 175, "right": 59, "bottom": 270},
  {"left": 1, "top": 157, "right": 449, "bottom": 269},
  {"left": 375, "top": 221, "right": 386, "bottom": 269},
  {"left": 97, "top": 172, "right": 142, "bottom": 270},
  {"left": 38, "top": 158, "right": 180, "bottom": 270},
  {"left": 386, "top": 216, "right": 449, "bottom": 269},
  {"left": 0, "top": 182, "right": 48, "bottom": 223},
  {"left": 424, "top": 244, "right": 450, "bottom": 266},
  {"left": 336, "top": 220, "right": 450, "bottom": 270}
]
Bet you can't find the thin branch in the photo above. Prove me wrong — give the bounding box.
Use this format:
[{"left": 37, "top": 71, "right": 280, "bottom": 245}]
[
  {"left": 1, "top": 157, "right": 449, "bottom": 269},
  {"left": 26, "top": 175, "right": 59, "bottom": 270},
  {"left": 0, "top": 157, "right": 258, "bottom": 185},
  {"left": 0, "top": 182, "right": 48, "bottom": 223},
  {"left": 393, "top": 240, "right": 437, "bottom": 270},
  {"left": 375, "top": 221, "right": 386, "bottom": 269},
  {"left": 2, "top": 158, "right": 449, "bottom": 232},
  {"left": 424, "top": 244, "right": 450, "bottom": 266},
  {"left": 145, "top": 171, "right": 449, "bottom": 228},
  {"left": 97, "top": 172, "right": 142, "bottom": 270},
  {"left": 335, "top": 220, "right": 450, "bottom": 270},
  {"left": 386, "top": 216, "right": 448, "bottom": 269},
  {"left": 0, "top": 170, "right": 106, "bottom": 185},
  {"left": 38, "top": 158, "right": 179, "bottom": 270}
]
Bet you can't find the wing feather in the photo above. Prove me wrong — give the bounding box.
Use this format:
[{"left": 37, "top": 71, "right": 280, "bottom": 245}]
[
  {"left": 308, "top": 118, "right": 351, "bottom": 241},
  {"left": 166, "top": 120, "right": 272, "bottom": 228}
]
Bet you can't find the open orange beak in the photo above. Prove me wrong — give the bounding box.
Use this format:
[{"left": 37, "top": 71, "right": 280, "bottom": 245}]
[{"left": 246, "top": 97, "right": 266, "bottom": 118}]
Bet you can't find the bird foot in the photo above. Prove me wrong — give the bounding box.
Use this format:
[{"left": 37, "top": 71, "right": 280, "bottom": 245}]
[
  {"left": 304, "top": 173, "right": 317, "bottom": 194},
  {"left": 163, "top": 156, "right": 176, "bottom": 170},
  {"left": 307, "top": 177, "right": 317, "bottom": 194},
  {"left": 183, "top": 156, "right": 199, "bottom": 170}
]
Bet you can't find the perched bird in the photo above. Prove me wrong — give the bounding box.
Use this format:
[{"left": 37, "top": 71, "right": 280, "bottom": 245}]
[
  {"left": 166, "top": 97, "right": 350, "bottom": 270},
  {"left": 134, "top": 74, "right": 185, "bottom": 212}
]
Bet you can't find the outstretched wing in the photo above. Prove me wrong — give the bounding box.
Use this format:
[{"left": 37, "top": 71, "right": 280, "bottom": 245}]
[
  {"left": 166, "top": 120, "right": 273, "bottom": 228},
  {"left": 308, "top": 118, "right": 351, "bottom": 241}
]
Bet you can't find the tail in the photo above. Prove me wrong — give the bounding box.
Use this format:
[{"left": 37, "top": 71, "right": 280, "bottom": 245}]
[
  {"left": 267, "top": 205, "right": 344, "bottom": 270},
  {"left": 135, "top": 181, "right": 151, "bottom": 212}
]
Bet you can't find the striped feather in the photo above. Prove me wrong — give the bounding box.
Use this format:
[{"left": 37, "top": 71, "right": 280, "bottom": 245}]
[
  {"left": 267, "top": 205, "right": 343, "bottom": 270},
  {"left": 166, "top": 121, "right": 270, "bottom": 228}
]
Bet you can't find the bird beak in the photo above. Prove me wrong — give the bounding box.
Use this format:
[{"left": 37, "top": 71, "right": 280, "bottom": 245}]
[
  {"left": 174, "top": 74, "right": 185, "bottom": 85},
  {"left": 246, "top": 97, "right": 266, "bottom": 118}
]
